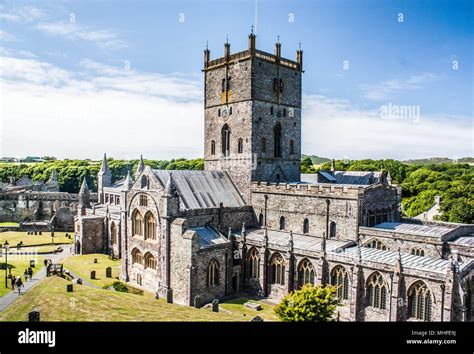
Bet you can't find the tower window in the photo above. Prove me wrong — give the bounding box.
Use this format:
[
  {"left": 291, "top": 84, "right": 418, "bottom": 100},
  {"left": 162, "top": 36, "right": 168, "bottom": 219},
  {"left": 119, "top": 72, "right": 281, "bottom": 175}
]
[
  {"left": 221, "top": 124, "right": 231, "bottom": 157},
  {"left": 274, "top": 123, "right": 282, "bottom": 158},
  {"left": 329, "top": 221, "right": 336, "bottom": 238},
  {"left": 283, "top": 108, "right": 287, "bottom": 117},
  {"left": 237, "top": 138, "right": 243, "bottom": 154},
  {"left": 290, "top": 140, "right": 295, "bottom": 155},
  {"left": 270, "top": 106, "right": 274, "bottom": 115},
  {"left": 261, "top": 137, "right": 267, "bottom": 153},
  {"left": 229, "top": 106, "right": 232, "bottom": 115},
  {"left": 279, "top": 215, "right": 285, "bottom": 230},
  {"left": 218, "top": 109, "right": 221, "bottom": 117},
  {"left": 211, "top": 140, "right": 216, "bottom": 155},
  {"left": 226, "top": 76, "right": 231, "bottom": 91},
  {"left": 303, "top": 218, "right": 309, "bottom": 234},
  {"left": 279, "top": 79, "right": 284, "bottom": 92},
  {"left": 221, "top": 78, "right": 226, "bottom": 92},
  {"left": 273, "top": 78, "right": 278, "bottom": 92}
]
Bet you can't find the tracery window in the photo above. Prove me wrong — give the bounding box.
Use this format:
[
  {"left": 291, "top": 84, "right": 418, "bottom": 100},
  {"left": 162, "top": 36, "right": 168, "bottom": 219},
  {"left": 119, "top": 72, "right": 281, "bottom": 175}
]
[
  {"left": 270, "top": 253, "right": 285, "bottom": 285},
  {"left": 132, "top": 210, "right": 143, "bottom": 236},
  {"left": 331, "top": 266, "right": 349, "bottom": 300},
  {"left": 298, "top": 258, "right": 315, "bottom": 288},
  {"left": 366, "top": 272, "right": 387, "bottom": 309},
  {"left": 207, "top": 259, "right": 219, "bottom": 286},
  {"left": 408, "top": 281, "right": 432, "bottom": 321},
  {"left": 248, "top": 247, "right": 260, "bottom": 279},
  {"left": 144, "top": 252, "right": 157, "bottom": 270},
  {"left": 131, "top": 248, "right": 143, "bottom": 265},
  {"left": 144, "top": 212, "right": 156, "bottom": 240},
  {"left": 364, "top": 239, "right": 388, "bottom": 251}
]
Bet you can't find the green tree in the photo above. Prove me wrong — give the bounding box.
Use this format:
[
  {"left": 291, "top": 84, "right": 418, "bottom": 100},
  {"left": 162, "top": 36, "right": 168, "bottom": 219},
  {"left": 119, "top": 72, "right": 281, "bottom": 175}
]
[{"left": 274, "top": 284, "right": 339, "bottom": 322}]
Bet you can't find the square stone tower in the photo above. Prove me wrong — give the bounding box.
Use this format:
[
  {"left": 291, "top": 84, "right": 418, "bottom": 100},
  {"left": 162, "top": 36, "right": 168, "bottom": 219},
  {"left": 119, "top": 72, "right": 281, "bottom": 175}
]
[{"left": 203, "top": 33, "right": 303, "bottom": 201}]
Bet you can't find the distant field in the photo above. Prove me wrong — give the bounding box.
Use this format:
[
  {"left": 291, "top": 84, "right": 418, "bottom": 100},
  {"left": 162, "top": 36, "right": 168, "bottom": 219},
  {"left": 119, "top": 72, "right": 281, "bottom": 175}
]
[
  {"left": 0, "top": 222, "right": 19, "bottom": 227},
  {"left": 0, "top": 277, "right": 277, "bottom": 321},
  {"left": 0, "top": 231, "right": 73, "bottom": 247}
]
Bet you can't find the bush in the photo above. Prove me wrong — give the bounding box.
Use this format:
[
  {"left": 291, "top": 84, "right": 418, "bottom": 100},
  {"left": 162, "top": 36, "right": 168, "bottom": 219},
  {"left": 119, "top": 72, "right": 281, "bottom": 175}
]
[
  {"left": 110, "top": 281, "right": 128, "bottom": 293},
  {"left": 274, "top": 284, "right": 339, "bottom": 322}
]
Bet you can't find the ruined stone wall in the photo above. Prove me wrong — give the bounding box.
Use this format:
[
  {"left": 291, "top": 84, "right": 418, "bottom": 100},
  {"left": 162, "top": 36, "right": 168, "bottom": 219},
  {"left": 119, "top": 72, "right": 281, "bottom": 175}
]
[{"left": 75, "top": 215, "right": 105, "bottom": 254}]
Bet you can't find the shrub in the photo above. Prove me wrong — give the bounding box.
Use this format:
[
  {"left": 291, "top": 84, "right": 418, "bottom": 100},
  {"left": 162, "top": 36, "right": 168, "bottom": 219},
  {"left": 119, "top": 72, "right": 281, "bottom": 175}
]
[
  {"left": 111, "top": 281, "right": 128, "bottom": 292},
  {"left": 274, "top": 284, "right": 339, "bottom": 322}
]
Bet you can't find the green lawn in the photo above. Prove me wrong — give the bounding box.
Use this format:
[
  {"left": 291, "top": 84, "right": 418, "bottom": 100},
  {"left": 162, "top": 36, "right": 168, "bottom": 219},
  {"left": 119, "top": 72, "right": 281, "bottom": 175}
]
[
  {"left": 62, "top": 254, "right": 122, "bottom": 288},
  {"left": 0, "top": 277, "right": 275, "bottom": 322},
  {"left": 0, "top": 231, "right": 73, "bottom": 247},
  {"left": 220, "top": 297, "right": 278, "bottom": 321},
  {"left": 0, "top": 222, "right": 19, "bottom": 227},
  {"left": 0, "top": 254, "right": 44, "bottom": 296}
]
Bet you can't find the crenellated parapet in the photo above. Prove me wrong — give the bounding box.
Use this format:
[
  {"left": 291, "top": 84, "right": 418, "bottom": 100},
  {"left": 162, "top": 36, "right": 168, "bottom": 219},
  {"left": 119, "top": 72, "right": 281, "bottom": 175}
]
[{"left": 251, "top": 181, "right": 365, "bottom": 199}]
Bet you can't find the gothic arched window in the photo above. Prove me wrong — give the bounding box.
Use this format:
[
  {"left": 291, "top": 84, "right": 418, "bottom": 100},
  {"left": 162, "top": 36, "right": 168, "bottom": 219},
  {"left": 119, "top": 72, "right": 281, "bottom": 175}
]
[
  {"left": 298, "top": 258, "right": 315, "bottom": 288},
  {"left": 366, "top": 272, "right": 387, "bottom": 309},
  {"left": 132, "top": 210, "right": 143, "bottom": 237},
  {"left": 221, "top": 78, "right": 226, "bottom": 92},
  {"left": 131, "top": 248, "right": 143, "bottom": 265},
  {"left": 408, "top": 281, "right": 433, "bottom": 321},
  {"left": 270, "top": 253, "right": 285, "bottom": 285},
  {"left": 303, "top": 218, "right": 309, "bottom": 234},
  {"left": 279, "top": 215, "right": 285, "bottom": 230},
  {"left": 258, "top": 213, "right": 264, "bottom": 227},
  {"left": 290, "top": 139, "right": 295, "bottom": 155},
  {"left": 226, "top": 76, "right": 232, "bottom": 91},
  {"left": 331, "top": 266, "right": 349, "bottom": 300},
  {"left": 144, "top": 252, "right": 157, "bottom": 270},
  {"left": 237, "top": 138, "right": 243, "bottom": 154},
  {"left": 411, "top": 248, "right": 424, "bottom": 256},
  {"left": 211, "top": 140, "right": 216, "bottom": 155},
  {"left": 329, "top": 221, "right": 336, "bottom": 238},
  {"left": 274, "top": 123, "right": 282, "bottom": 158},
  {"left": 364, "top": 239, "right": 388, "bottom": 251},
  {"left": 261, "top": 137, "right": 267, "bottom": 153},
  {"left": 207, "top": 259, "right": 219, "bottom": 287},
  {"left": 144, "top": 212, "right": 156, "bottom": 240},
  {"left": 248, "top": 247, "right": 260, "bottom": 279},
  {"left": 221, "top": 124, "right": 231, "bottom": 157}
]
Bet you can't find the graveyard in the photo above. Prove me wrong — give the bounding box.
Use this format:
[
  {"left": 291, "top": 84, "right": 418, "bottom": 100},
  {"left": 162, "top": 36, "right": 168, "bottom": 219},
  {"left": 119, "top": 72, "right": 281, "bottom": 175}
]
[
  {"left": 0, "top": 231, "right": 73, "bottom": 247},
  {"left": 0, "top": 276, "right": 276, "bottom": 321},
  {"left": 62, "top": 254, "right": 122, "bottom": 288}
]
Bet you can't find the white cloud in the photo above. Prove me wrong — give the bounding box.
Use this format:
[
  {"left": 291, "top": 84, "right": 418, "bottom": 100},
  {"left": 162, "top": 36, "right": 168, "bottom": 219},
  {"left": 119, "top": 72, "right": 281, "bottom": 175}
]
[
  {"left": 35, "top": 21, "right": 127, "bottom": 50},
  {"left": 0, "top": 5, "right": 46, "bottom": 23},
  {"left": 0, "top": 30, "right": 16, "bottom": 42},
  {"left": 359, "top": 73, "right": 443, "bottom": 101},
  {"left": 302, "top": 95, "right": 472, "bottom": 160},
  {"left": 0, "top": 53, "right": 471, "bottom": 161}
]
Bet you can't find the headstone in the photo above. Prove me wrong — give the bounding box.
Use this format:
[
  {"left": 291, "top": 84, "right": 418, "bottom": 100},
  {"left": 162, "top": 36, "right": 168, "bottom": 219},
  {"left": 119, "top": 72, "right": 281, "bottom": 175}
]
[
  {"left": 34, "top": 231, "right": 37, "bottom": 235},
  {"left": 166, "top": 289, "right": 173, "bottom": 303},
  {"left": 28, "top": 310, "right": 40, "bottom": 322},
  {"left": 251, "top": 316, "right": 264, "bottom": 322},
  {"left": 94, "top": 258, "right": 98, "bottom": 264},
  {"left": 76, "top": 278, "right": 82, "bottom": 285},
  {"left": 30, "top": 260, "right": 35, "bottom": 268},
  {"left": 105, "top": 267, "right": 112, "bottom": 278},
  {"left": 66, "top": 284, "right": 73, "bottom": 292},
  {"left": 244, "top": 302, "right": 262, "bottom": 311},
  {"left": 39, "top": 231, "right": 42, "bottom": 235},
  {"left": 212, "top": 299, "right": 219, "bottom": 312},
  {"left": 51, "top": 231, "right": 54, "bottom": 237},
  {"left": 193, "top": 295, "right": 201, "bottom": 308},
  {"left": 90, "top": 271, "right": 96, "bottom": 279}
]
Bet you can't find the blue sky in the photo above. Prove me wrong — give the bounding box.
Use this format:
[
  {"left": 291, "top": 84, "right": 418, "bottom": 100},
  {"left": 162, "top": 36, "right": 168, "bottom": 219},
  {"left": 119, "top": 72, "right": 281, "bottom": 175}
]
[{"left": 0, "top": 0, "right": 472, "bottom": 160}]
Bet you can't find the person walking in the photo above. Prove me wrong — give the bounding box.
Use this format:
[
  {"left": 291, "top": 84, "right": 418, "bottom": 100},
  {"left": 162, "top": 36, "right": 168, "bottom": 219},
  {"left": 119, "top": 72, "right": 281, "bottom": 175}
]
[
  {"left": 23, "top": 269, "right": 28, "bottom": 282},
  {"left": 28, "top": 267, "right": 33, "bottom": 280},
  {"left": 10, "top": 276, "right": 15, "bottom": 290},
  {"left": 15, "top": 276, "right": 23, "bottom": 295}
]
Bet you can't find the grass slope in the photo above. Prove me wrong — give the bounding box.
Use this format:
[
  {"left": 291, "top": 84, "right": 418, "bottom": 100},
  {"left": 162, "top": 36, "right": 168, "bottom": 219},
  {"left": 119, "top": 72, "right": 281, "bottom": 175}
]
[
  {"left": 0, "top": 231, "right": 72, "bottom": 247},
  {"left": 62, "top": 254, "right": 122, "bottom": 288},
  {"left": 0, "top": 254, "right": 44, "bottom": 296},
  {"left": 0, "top": 277, "right": 276, "bottom": 322}
]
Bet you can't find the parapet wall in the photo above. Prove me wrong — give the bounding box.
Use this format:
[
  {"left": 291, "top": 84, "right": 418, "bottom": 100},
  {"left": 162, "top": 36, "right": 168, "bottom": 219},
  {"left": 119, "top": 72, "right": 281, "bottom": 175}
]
[{"left": 250, "top": 181, "right": 365, "bottom": 199}]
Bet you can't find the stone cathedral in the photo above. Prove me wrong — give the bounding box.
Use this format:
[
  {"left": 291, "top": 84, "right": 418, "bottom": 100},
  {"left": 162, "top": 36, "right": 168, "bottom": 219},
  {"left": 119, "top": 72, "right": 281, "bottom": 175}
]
[{"left": 75, "top": 33, "right": 474, "bottom": 322}]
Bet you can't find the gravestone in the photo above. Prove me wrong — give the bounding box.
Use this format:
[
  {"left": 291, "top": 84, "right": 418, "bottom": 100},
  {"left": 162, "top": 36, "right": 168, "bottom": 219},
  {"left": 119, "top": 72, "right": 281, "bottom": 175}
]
[
  {"left": 212, "top": 299, "right": 219, "bottom": 313},
  {"left": 251, "top": 316, "right": 264, "bottom": 322},
  {"left": 90, "top": 271, "right": 96, "bottom": 279},
  {"left": 76, "top": 278, "right": 82, "bottom": 285},
  {"left": 66, "top": 284, "right": 73, "bottom": 292},
  {"left": 193, "top": 295, "right": 201, "bottom": 308},
  {"left": 39, "top": 231, "right": 42, "bottom": 235},
  {"left": 105, "top": 267, "right": 112, "bottom": 278},
  {"left": 51, "top": 231, "right": 54, "bottom": 237},
  {"left": 244, "top": 302, "right": 262, "bottom": 311},
  {"left": 34, "top": 231, "right": 37, "bottom": 235},
  {"left": 166, "top": 289, "right": 173, "bottom": 303},
  {"left": 93, "top": 258, "right": 98, "bottom": 264},
  {"left": 28, "top": 310, "right": 40, "bottom": 322}
]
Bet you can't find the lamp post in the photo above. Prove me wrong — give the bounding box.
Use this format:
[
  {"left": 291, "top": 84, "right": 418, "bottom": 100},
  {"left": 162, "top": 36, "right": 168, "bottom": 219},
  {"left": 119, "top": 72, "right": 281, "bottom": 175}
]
[{"left": 4, "top": 241, "right": 9, "bottom": 288}]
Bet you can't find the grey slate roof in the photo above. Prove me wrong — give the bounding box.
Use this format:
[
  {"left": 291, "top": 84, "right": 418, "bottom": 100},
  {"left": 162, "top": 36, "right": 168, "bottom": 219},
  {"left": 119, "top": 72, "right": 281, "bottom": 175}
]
[
  {"left": 450, "top": 236, "right": 474, "bottom": 246},
  {"left": 190, "top": 226, "right": 229, "bottom": 249},
  {"left": 336, "top": 246, "right": 450, "bottom": 274},
  {"left": 152, "top": 170, "right": 246, "bottom": 210},
  {"left": 243, "top": 228, "right": 355, "bottom": 253},
  {"left": 373, "top": 222, "right": 454, "bottom": 237},
  {"left": 301, "top": 171, "right": 381, "bottom": 186}
]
